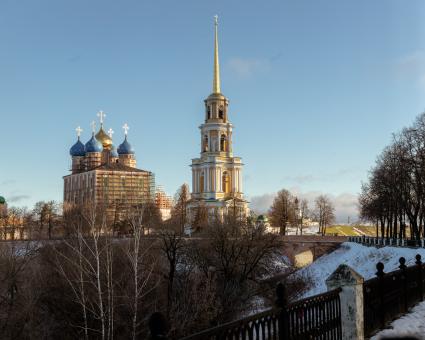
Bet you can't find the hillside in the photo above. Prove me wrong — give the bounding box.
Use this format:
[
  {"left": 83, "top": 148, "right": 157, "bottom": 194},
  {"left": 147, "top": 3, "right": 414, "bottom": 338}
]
[{"left": 297, "top": 242, "right": 425, "bottom": 298}]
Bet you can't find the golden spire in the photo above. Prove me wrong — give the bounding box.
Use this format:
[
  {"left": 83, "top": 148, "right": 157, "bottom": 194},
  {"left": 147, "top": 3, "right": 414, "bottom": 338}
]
[{"left": 212, "top": 15, "right": 221, "bottom": 94}]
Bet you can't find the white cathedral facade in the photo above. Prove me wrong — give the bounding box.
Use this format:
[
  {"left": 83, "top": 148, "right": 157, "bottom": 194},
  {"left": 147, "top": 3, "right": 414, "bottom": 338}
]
[{"left": 188, "top": 16, "right": 249, "bottom": 220}]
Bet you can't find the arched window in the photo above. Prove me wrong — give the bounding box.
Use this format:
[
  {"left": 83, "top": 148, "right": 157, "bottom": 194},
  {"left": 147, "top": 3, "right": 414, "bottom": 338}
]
[
  {"left": 203, "top": 135, "right": 209, "bottom": 152},
  {"left": 220, "top": 134, "right": 227, "bottom": 152},
  {"left": 207, "top": 106, "right": 211, "bottom": 120},
  {"left": 218, "top": 106, "right": 224, "bottom": 119},
  {"left": 222, "top": 171, "right": 230, "bottom": 193},
  {"left": 200, "top": 173, "right": 205, "bottom": 193}
]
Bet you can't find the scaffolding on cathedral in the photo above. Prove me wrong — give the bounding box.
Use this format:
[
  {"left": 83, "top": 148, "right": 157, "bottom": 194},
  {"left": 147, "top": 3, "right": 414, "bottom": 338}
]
[{"left": 64, "top": 113, "right": 156, "bottom": 221}]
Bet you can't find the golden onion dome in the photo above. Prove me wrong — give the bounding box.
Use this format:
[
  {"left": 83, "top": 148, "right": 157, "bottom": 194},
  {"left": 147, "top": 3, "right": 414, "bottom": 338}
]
[{"left": 95, "top": 127, "right": 113, "bottom": 149}]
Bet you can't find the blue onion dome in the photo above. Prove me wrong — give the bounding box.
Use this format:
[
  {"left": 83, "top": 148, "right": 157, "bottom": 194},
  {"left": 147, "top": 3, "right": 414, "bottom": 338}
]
[
  {"left": 0, "top": 196, "right": 5, "bottom": 205},
  {"left": 69, "top": 137, "right": 86, "bottom": 157},
  {"left": 110, "top": 145, "right": 119, "bottom": 158},
  {"left": 85, "top": 134, "right": 103, "bottom": 153},
  {"left": 117, "top": 136, "right": 135, "bottom": 155}
]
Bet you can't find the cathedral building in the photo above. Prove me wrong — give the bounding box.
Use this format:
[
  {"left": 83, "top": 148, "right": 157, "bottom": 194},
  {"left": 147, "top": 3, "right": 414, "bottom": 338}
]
[
  {"left": 188, "top": 16, "right": 249, "bottom": 221},
  {"left": 63, "top": 113, "right": 155, "bottom": 217}
]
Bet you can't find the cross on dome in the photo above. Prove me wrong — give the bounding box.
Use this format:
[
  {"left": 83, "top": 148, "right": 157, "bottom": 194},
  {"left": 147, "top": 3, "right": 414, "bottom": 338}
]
[
  {"left": 97, "top": 110, "right": 106, "bottom": 125},
  {"left": 108, "top": 128, "right": 114, "bottom": 138},
  {"left": 75, "top": 126, "right": 83, "bottom": 137},
  {"left": 214, "top": 14, "right": 218, "bottom": 26},
  {"left": 90, "top": 121, "right": 96, "bottom": 133},
  {"left": 123, "top": 123, "right": 130, "bottom": 136}
]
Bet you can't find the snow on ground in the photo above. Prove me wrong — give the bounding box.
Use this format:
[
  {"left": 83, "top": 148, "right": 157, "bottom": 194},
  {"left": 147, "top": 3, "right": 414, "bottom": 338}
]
[
  {"left": 296, "top": 242, "right": 425, "bottom": 298},
  {"left": 371, "top": 300, "right": 425, "bottom": 340}
]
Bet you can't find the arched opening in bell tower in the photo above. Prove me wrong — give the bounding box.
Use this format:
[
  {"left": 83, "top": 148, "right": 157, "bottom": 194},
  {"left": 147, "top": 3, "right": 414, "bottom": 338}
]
[
  {"left": 218, "top": 106, "right": 224, "bottom": 120},
  {"left": 203, "top": 135, "right": 209, "bottom": 152},
  {"left": 220, "top": 134, "right": 227, "bottom": 152},
  {"left": 222, "top": 171, "right": 230, "bottom": 193},
  {"left": 200, "top": 173, "right": 205, "bottom": 193}
]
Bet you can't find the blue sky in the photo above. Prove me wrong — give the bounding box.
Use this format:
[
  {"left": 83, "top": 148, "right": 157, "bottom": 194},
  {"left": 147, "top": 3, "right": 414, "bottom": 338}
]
[{"left": 1, "top": 1, "right": 425, "bottom": 221}]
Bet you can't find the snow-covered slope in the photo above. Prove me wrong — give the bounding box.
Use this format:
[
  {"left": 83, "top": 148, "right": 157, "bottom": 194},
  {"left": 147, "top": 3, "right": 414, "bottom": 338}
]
[
  {"left": 297, "top": 242, "right": 425, "bottom": 297},
  {"left": 371, "top": 300, "right": 425, "bottom": 340}
]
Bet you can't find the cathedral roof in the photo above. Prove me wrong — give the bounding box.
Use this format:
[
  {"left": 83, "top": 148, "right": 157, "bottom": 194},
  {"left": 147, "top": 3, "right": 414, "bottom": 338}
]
[
  {"left": 94, "top": 163, "right": 148, "bottom": 173},
  {"left": 117, "top": 136, "right": 135, "bottom": 155},
  {"left": 69, "top": 137, "right": 86, "bottom": 157},
  {"left": 85, "top": 134, "right": 103, "bottom": 153}
]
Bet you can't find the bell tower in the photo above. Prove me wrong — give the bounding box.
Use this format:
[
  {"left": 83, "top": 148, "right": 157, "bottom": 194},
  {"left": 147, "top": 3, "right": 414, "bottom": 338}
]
[{"left": 188, "top": 16, "right": 248, "bottom": 222}]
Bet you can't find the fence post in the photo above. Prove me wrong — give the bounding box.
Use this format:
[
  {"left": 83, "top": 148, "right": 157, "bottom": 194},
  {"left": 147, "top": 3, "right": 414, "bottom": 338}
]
[
  {"left": 399, "top": 257, "right": 408, "bottom": 312},
  {"left": 376, "top": 262, "right": 385, "bottom": 328},
  {"left": 148, "top": 312, "right": 169, "bottom": 340},
  {"left": 326, "top": 264, "right": 364, "bottom": 340},
  {"left": 416, "top": 254, "right": 423, "bottom": 301},
  {"left": 276, "top": 282, "right": 289, "bottom": 340}
]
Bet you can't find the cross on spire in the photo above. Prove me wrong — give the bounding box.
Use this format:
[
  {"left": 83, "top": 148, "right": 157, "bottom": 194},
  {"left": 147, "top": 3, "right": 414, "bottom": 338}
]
[
  {"left": 75, "top": 126, "right": 83, "bottom": 137},
  {"left": 122, "top": 123, "right": 130, "bottom": 136},
  {"left": 107, "top": 128, "right": 114, "bottom": 138},
  {"left": 90, "top": 121, "right": 96, "bottom": 133},
  {"left": 97, "top": 110, "right": 106, "bottom": 125}
]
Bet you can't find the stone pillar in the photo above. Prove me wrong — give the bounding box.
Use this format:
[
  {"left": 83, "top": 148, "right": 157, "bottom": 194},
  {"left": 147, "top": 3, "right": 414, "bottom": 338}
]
[{"left": 326, "top": 264, "right": 364, "bottom": 340}]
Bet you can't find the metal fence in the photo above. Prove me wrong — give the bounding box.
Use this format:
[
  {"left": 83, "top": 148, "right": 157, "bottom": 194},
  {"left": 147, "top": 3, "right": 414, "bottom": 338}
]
[
  {"left": 149, "top": 284, "right": 342, "bottom": 340},
  {"left": 363, "top": 255, "right": 425, "bottom": 336},
  {"left": 349, "top": 236, "right": 425, "bottom": 248}
]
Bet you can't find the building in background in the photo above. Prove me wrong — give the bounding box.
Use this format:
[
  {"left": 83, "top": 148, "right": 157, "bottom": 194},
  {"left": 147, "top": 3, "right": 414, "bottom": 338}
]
[
  {"left": 63, "top": 113, "right": 155, "bottom": 219},
  {"left": 0, "top": 196, "right": 6, "bottom": 217},
  {"left": 155, "top": 186, "right": 173, "bottom": 221},
  {"left": 188, "top": 17, "right": 249, "bottom": 221}
]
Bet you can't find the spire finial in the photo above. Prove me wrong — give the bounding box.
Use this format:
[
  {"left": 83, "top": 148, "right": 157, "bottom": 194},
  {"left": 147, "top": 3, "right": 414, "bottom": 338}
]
[
  {"left": 107, "top": 128, "right": 114, "bottom": 138},
  {"left": 90, "top": 121, "right": 96, "bottom": 134},
  {"left": 213, "top": 15, "right": 221, "bottom": 94},
  {"left": 97, "top": 110, "right": 106, "bottom": 126},
  {"left": 76, "top": 126, "right": 83, "bottom": 138},
  {"left": 122, "top": 123, "right": 130, "bottom": 136}
]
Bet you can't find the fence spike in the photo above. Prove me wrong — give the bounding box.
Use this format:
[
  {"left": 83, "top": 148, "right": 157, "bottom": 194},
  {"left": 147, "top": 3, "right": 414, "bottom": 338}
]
[
  {"left": 399, "top": 257, "right": 407, "bottom": 270},
  {"left": 376, "top": 262, "right": 385, "bottom": 278}
]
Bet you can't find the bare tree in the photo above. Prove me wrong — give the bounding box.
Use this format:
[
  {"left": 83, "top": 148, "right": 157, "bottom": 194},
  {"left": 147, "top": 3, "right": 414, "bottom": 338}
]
[
  {"left": 159, "top": 226, "right": 185, "bottom": 315},
  {"left": 268, "top": 189, "right": 297, "bottom": 235},
  {"left": 124, "top": 205, "right": 158, "bottom": 340},
  {"left": 171, "top": 184, "right": 190, "bottom": 234},
  {"left": 315, "top": 195, "right": 335, "bottom": 235}
]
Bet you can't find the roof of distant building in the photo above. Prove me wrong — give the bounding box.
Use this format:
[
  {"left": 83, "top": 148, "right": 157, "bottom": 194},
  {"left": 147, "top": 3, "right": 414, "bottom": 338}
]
[
  {"left": 94, "top": 162, "right": 150, "bottom": 173},
  {"left": 0, "top": 196, "right": 5, "bottom": 204}
]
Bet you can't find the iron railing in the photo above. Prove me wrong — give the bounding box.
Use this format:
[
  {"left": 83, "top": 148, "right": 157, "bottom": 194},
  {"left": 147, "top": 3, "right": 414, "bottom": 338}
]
[
  {"left": 349, "top": 236, "right": 425, "bottom": 248},
  {"left": 363, "top": 255, "right": 425, "bottom": 336},
  {"left": 176, "top": 285, "right": 342, "bottom": 340}
]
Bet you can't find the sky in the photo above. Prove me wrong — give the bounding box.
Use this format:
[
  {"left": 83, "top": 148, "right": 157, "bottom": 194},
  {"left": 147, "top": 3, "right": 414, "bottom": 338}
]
[{"left": 1, "top": 1, "right": 425, "bottom": 222}]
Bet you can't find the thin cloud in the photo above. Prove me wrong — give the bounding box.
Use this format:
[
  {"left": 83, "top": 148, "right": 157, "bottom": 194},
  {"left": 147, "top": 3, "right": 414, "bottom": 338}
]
[
  {"left": 282, "top": 169, "right": 354, "bottom": 185},
  {"left": 227, "top": 57, "right": 270, "bottom": 77},
  {"left": 1, "top": 179, "right": 16, "bottom": 186},
  {"left": 395, "top": 51, "right": 425, "bottom": 90},
  {"left": 7, "top": 194, "right": 31, "bottom": 203}
]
